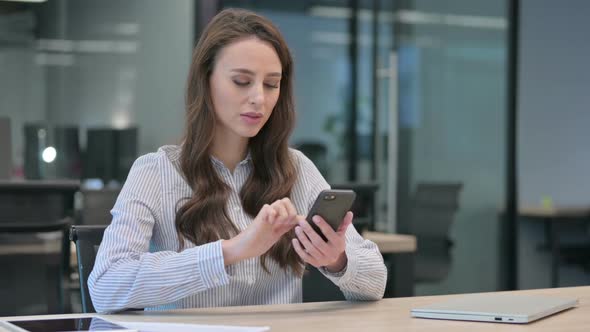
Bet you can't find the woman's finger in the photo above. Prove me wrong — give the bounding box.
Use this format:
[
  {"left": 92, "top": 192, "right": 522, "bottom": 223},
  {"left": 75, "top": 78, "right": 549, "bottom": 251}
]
[
  {"left": 298, "top": 219, "right": 331, "bottom": 254},
  {"left": 281, "top": 197, "right": 298, "bottom": 218},
  {"left": 271, "top": 201, "right": 289, "bottom": 222},
  {"left": 336, "top": 211, "right": 354, "bottom": 235},
  {"left": 263, "top": 204, "right": 277, "bottom": 223},
  {"left": 294, "top": 226, "right": 324, "bottom": 259},
  {"left": 292, "top": 238, "right": 320, "bottom": 266},
  {"left": 309, "top": 215, "right": 338, "bottom": 243}
]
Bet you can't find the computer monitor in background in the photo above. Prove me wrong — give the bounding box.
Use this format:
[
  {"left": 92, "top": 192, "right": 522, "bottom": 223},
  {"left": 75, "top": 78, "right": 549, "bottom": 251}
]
[
  {"left": 23, "top": 123, "right": 46, "bottom": 179},
  {"left": 84, "top": 129, "right": 116, "bottom": 182},
  {"left": 54, "top": 126, "right": 82, "bottom": 179},
  {"left": 0, "top": 117, "right": 12, "bottom": 179},
  {"left": 23, "top": 124, "right": 81, "bottom": 179},
  {"left": 84, "top": 127, "right": 138, "bottom": 184},
  {"left": 114, "top": 127, "right": 138, "bottom": 183}
]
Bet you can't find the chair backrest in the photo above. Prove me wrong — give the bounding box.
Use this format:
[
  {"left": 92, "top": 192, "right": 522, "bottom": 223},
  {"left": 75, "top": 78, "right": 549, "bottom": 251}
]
[
  {"left": 410, "top": 182, "right": 463, "bottom": 283},
  {"left": 294, "top": 142, "right": 329, "bottom": 178},
  {"left": 70, "top": 225, "right": 107, "bottom": 313},
  {"left": 410, "top": 182, "right": 463, "bottom": 238}
]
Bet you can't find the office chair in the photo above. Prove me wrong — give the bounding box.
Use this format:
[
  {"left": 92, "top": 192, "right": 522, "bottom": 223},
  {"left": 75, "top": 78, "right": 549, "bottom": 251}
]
[
  {"left": 70, "top": 225, "right": 107, "bottom": 313},
  {"left": 0, "top": 218, "right": 72, "bottom": 314},
  {"left": 410, "top": 182, "right": 463, "bottom": 283},
  {"left": 84, "top": 127, "right": 138, "bottom": 183},
  {"left": 294, "top": 142, "right": 329, "bottom": 178}
]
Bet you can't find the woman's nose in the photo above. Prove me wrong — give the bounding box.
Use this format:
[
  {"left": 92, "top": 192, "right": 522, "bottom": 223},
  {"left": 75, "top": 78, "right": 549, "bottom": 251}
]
[{"left": 248, "top": 83, "right": 265, "bottom": 106}]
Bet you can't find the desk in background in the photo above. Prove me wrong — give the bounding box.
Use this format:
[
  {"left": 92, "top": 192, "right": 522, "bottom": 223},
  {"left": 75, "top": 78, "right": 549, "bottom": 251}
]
[
  {"left": 364, "top": 231, "right": 416, "bottom": 298},
  {"left": 0, "top": 180, "right": 80, "bottom": 314},
  {"left": 0, "top": 180, "right": 80, "bottom": 263},
  {"left": 0, "top": 180, "right": 79, "bottom": 223},
  {"left": 303, "top": 231, "right": 416, "bottom": 302},
  {"left": 2, "top": 286, "right": 588, "bottom": 331},
  {"left": 519, "top": 206, "right": 590, "bottom": 288},
  {"left": 6, "top": 231, "right": 416, "bottom": 307}
]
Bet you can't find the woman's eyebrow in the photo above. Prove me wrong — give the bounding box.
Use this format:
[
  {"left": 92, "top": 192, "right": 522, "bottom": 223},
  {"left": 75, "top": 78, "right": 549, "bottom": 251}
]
[{"left": 230, "top": 68, "right": 282, "bottom": 77}]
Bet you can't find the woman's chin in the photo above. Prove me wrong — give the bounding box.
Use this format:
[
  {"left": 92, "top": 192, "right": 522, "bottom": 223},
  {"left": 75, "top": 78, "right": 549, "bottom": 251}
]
[{"left": 238, "top": 127, "right": 263, "bottom": 138}]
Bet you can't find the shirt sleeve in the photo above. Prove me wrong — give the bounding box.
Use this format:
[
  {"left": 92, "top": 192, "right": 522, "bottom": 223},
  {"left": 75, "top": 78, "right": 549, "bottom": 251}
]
[
  {"left": 88, "top": 153, "right": 230, "bottom": 313},
  {"left": 291, "top": 149, "right": 387, "bottom": 301},
  {"left": 319, "top": 225, "right": 387, "bottom": 301}
]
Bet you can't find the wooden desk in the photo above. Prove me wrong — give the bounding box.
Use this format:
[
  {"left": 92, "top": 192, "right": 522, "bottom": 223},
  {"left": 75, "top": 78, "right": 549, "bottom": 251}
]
[
  {"left": 2, "top": 286, "right": 588, "bottom": 331},
  {"left": 518, "top": 206, "right": 590, "bottom": 288},
  {"left": 364, "top": 231, "right": 416, "bottom": 298},
  {"left": 364, "top": 231, "right": 416, "bottom": 253},
  {"left": 519, "top": 206, "right": 590, "bottom": 219}
]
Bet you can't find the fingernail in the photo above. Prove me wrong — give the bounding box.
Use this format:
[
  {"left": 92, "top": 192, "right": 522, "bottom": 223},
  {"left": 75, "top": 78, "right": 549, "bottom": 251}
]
[{"left": 312, "top": 216, "right": 320, "bottom": 223}]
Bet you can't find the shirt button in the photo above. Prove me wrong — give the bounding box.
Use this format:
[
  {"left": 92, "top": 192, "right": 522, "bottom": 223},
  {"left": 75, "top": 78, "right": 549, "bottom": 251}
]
[
  {"left": 213, "top": 277, "right": 219, "bottom": 284},
  {"left": 234, "top": 207, "right": 240, "bottom": 212},
  {"left": 247, "top": 277, "right": 255, "bottom": 285}
]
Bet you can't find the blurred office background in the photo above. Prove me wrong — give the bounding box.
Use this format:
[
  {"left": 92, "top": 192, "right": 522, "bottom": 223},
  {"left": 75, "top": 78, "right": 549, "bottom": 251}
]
[{"left": 1, "top": 0, "right": 589, "bottom": 316}]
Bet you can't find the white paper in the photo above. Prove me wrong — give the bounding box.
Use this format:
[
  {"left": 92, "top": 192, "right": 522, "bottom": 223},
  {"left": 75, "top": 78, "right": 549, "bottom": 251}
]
[{"left": 116, "top": 321, "right": 269, "bottom": 332}]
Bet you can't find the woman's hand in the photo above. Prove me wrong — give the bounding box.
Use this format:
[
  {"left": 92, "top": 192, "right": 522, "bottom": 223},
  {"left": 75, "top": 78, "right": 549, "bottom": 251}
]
[
  {"left": 292, "top": 211, "right": 353, "bottom": 272},
  {"left": 222, "top": 198, "right": 301, "bottom": 265}
]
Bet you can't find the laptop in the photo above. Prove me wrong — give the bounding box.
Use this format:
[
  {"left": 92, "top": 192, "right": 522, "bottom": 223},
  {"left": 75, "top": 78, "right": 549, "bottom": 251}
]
[{"left": 411, "top": 293, "right": 578, "bottom": 324}]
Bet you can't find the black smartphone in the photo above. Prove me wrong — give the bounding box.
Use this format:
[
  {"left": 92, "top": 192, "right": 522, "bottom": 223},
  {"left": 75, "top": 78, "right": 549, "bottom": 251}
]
[{"left": 306, "top": 189, "right": 356, "bottom": 241}]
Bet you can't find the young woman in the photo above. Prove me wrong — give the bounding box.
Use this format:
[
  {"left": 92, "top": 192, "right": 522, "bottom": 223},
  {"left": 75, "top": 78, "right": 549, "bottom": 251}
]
[{"left": 89, "top": 8, "right": 386, "bottom": 313}]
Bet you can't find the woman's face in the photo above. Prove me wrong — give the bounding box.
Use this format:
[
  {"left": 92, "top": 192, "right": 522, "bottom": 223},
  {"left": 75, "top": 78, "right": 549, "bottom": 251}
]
[{"left": 209, "top": 37, "right": 282, "bottom": 142}]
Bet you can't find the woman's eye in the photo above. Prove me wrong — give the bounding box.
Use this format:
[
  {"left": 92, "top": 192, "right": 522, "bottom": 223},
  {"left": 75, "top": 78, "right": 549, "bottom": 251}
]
[
  {"left": 233, "top": 80, "right": 250, "bottom": 87},
  {"left": 265, "top": 83, "right": 279, "bottom": 89}
]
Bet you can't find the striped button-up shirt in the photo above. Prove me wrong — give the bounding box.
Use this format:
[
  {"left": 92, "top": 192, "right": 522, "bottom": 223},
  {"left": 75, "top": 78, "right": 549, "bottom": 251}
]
[{"left": 89, "top": 145, "right": 387, "bottom": 313}]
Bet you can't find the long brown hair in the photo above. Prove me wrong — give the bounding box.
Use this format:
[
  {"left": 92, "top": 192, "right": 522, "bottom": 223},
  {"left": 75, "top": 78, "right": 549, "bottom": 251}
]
[{"left": 175, "top": 8, "right": 302, "bottom": 275}]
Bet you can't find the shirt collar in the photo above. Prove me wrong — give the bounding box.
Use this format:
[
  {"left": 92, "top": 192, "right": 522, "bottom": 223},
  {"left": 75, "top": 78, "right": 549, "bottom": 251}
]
[{"left": 210, "top": 151, "right": 252, "bottom": 169}]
